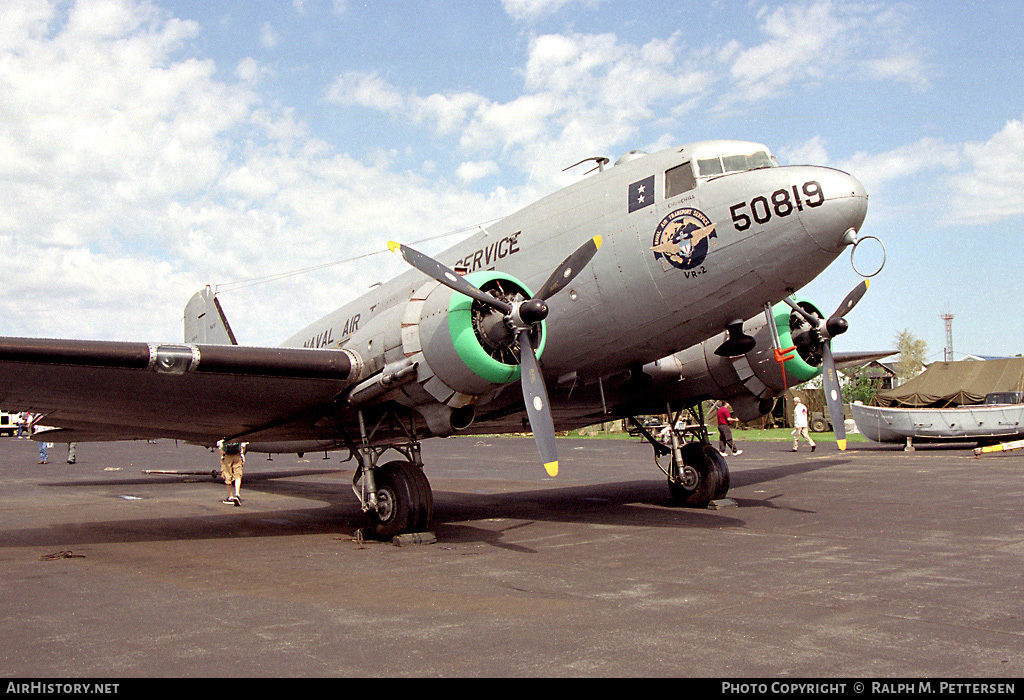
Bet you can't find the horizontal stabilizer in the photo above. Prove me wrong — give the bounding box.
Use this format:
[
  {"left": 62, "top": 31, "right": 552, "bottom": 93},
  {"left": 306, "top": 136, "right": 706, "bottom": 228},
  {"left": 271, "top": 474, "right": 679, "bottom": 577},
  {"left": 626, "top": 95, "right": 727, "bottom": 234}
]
[{"left": 832, "top": 350, "right": 897, "bottom": 370}]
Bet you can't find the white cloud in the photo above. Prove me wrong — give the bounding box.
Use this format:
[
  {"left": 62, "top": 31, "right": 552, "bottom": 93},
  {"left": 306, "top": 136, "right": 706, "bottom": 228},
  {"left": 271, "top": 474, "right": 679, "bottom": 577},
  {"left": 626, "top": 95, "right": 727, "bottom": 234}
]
[
  {"left": 326, "top": 70, "right": 407, "bottom": 114},
  {"left": 724, "top": 2, "right": 845, "bottom": 106},
  {"left": 831, "top": 121, "right": 1024, "bottom": 228},
  {"left": 830, "top": 138, "right": 961, "bottom": 228},
  {"left": 866, "top": 54, "right": 930, "bottom": 91},
  {"left": 839, "top": 138, "right": 960, "bottom": 194},
  {"left": 943, "top": 116, "right": 1024, "bottom": 225},
  {"left": 259, "top": 22, "right": 278, "bottom": 49},
  {"left": 315, "top": 2, "right": 941, "bottom": 209},
  {"left": 0, "top": 0, "right": 523, "bottom": 345},
  {"left": 328, "top": 31, "right": 711, "bottom": 190},
  {"left": 502, "top": 0, "right": 594, "bottom": 22},
  {"left": 0, "top": 0, "right": 54, "bottom": 52},
  {"left": 456, "top": 160, "right": 499, "bottom": 183},
  {"left": 863, "top": 5, "right": 933, "bottom": 90},
  {"left": 325, "top": 3, "right": 933, "bottom": 191},
  {"left": 235, "top": 57, "right": 268, "bottom": 84},
  {"left": 715, "top": 0, "right": 933, "bottom": 111},
  {"left": 326, "top": 71, "right": 489, "bottom": 135},
  {"left": 416, "top": 91, "right": 490, "bottom": 134},
  {"left": 778, "top": 136, "right": 831, "bottom": 167}
]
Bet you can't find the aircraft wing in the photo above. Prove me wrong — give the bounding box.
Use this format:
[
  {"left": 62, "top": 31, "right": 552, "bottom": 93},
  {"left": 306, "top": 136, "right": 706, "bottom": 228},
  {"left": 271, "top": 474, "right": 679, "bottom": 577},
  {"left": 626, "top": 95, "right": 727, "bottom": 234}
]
[{"left": 0, "top": 337, "right": 364, "bottom": 445}]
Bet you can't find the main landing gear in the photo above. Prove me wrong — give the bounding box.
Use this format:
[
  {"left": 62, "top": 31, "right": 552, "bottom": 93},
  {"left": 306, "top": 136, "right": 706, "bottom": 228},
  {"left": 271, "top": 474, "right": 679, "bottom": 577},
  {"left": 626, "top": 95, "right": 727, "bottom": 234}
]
[
  {"left": 347, "top": 409, "right": 434, "bottom": 540},
  {"left": 628, "top": 403, "right": 730, "bottom": 508}
]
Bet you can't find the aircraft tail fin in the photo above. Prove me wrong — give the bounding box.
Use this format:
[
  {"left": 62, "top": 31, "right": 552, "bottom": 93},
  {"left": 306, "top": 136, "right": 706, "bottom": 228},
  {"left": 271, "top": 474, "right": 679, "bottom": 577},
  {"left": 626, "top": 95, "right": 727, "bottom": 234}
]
[{"left": 184, "top": 287, "right": 238, "bottom": 345}]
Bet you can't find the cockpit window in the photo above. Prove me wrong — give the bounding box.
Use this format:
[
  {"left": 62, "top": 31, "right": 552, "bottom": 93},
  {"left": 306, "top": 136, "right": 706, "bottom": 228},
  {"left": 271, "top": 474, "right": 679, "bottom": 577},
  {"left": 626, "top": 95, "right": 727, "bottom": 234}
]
[
  {"left": 747, "top": 150, "right": 774, "bottom": 169},
  {"left": 696, "top": 157, "right": 724, "bottom": 176},
  {"left": 696, "top": 150, "right": 775, "bottom": 177},
  {"left": 722, "top": 154, "right": 748, "bottom": 172},
  {"left": 665, "top": 162, "right": 696, "bottom": 198}
]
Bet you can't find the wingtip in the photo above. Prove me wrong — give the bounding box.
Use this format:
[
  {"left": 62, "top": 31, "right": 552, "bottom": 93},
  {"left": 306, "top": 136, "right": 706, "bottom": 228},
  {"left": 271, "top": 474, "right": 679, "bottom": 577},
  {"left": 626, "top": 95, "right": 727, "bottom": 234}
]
[{"left": 544, "top": 461, "right": 559, "bottom": 477}]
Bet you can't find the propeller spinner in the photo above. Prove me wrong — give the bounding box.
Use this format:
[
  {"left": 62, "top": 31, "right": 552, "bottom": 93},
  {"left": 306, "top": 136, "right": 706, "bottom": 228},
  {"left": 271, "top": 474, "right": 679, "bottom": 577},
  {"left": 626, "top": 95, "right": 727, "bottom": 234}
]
[
  {"left": 782, "top": 279, "right": 870, "bottom": 450},
  {"left": 389, "top": 236, "right": 602, "bottom": 476}
]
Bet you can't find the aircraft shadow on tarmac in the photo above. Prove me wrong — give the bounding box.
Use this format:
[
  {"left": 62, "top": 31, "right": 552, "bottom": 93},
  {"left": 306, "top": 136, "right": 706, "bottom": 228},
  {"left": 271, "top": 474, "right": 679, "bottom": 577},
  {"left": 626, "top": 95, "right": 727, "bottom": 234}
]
[
  {"left": 39, "top": 468, "right": 347, "bottom": 491},
  {"left": 9, "top": 458, "right": 845, "bottom": 552},
  {"left": 729, "top": 458, "right": 841, "bottom": 489}
]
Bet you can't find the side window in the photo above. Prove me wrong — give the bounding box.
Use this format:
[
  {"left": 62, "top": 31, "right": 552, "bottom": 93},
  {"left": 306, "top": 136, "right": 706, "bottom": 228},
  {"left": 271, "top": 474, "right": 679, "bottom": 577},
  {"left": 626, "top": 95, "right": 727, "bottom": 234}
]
[{"left": 665, "top": 162, "right": 696, "bottom": 198}]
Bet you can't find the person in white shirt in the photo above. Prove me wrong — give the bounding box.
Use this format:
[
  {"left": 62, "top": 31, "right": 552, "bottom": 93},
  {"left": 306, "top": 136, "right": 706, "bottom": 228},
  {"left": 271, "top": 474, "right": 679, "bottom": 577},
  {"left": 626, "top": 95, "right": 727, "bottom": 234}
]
[{"left": 792, "top": 396, "right": 816, "bottom": 452}]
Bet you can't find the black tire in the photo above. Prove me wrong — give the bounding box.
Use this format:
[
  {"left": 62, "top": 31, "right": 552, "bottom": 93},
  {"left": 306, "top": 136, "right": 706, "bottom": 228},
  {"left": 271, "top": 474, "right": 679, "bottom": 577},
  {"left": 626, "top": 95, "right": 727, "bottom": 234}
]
[
  {"left": 710, "top": 448, "right": 730, "bottom": 500},
  {"left": 406, "top": 462, "right": 434, "bottom": 533},
  {"left": 810, "top": 417, "right": 829, "bottom": 433},
  {"left": 668, "top": 442, "right": 730, "bottom": 507},
  {"left": 366, "top": 461, "right": 421, "bottom": 540}
]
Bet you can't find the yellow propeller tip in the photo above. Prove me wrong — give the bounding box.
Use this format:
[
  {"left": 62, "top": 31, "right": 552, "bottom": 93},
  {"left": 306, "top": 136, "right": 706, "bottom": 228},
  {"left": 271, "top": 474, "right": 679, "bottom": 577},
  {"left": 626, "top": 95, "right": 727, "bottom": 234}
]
[
  {"left": 593, "top": 235, "right": 603, "bottom": 249},
  {"left": 544, "top": 461, "right": 559, "bottom": 477},
  {"left": 387, "top": 241, "right": 401, "bottom": 253},
  {"left": 837, "top": 439, "right": 847, "bottom": 451},
  {"left": 864, "top": 279, "right": 870, "bottom": 289}
]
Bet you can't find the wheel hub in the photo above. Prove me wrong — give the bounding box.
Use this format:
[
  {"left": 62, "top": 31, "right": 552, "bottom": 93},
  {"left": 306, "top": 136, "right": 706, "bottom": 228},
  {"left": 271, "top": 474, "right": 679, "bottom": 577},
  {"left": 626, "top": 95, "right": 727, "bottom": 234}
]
[
  {"left": 679, "top": 464, "right": 699, "bottom": 490},
  {"left": 375, "top": 487, "right": 395, "bottom": 523}
]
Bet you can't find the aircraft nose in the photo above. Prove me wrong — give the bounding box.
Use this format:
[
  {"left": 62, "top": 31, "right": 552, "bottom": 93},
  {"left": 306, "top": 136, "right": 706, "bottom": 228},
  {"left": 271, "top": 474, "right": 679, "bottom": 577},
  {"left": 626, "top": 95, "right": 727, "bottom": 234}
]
[{"left": 801, "top": 168, "right": 868, "bottom": 252}]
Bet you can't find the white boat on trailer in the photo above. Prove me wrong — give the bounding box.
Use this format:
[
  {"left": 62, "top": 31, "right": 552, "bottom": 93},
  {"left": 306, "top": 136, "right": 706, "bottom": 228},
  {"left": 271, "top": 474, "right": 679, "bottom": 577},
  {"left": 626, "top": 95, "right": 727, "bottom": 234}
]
[{"left": 851, "top": 393, "right": 1024, "bottom": 445}]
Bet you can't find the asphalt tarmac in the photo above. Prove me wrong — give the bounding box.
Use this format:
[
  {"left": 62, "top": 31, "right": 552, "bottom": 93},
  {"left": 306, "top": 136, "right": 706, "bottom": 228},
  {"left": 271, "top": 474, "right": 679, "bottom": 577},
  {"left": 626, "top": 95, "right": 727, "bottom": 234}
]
[{"left": 0, "top": 433, "right": 1021, "bottom": 678}]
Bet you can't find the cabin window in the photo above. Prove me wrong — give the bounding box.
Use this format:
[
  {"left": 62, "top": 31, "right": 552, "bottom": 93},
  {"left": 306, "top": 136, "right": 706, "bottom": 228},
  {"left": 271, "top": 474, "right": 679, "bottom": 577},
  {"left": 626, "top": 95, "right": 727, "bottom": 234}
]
[{"left": 665, "top": 162, "right": 696, "bottom": 198}]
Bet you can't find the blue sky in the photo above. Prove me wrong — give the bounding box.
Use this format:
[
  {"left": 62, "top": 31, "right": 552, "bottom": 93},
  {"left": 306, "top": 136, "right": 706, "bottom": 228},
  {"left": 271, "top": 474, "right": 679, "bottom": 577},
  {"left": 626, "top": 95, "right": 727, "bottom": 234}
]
[{"left": 1, "top": 0, "right": 1022, "bottom": 362}]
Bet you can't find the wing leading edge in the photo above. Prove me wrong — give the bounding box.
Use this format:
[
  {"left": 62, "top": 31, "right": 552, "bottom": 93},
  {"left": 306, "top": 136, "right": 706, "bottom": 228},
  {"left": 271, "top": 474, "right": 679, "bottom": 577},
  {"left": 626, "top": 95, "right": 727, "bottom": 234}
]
[{"left": 0, "top": 337, "right": 366, "bottom": 445}]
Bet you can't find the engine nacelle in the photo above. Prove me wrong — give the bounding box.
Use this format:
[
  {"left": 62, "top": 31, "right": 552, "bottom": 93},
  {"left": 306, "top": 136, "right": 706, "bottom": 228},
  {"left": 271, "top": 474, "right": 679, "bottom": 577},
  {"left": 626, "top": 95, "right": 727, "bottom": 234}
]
[
  {"left": 396, "top": 270, "right": 545, "bottom": 433},
  {"left": 643, "top": 298, "right": 825, "bottom": 422}
]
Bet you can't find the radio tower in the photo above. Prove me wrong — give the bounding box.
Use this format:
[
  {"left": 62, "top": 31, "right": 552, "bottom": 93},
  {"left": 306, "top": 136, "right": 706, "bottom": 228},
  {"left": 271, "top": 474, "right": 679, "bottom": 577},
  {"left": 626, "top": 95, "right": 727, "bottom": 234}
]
[{"left": 940, "top": 313, "right": 954, "bottom": 362}]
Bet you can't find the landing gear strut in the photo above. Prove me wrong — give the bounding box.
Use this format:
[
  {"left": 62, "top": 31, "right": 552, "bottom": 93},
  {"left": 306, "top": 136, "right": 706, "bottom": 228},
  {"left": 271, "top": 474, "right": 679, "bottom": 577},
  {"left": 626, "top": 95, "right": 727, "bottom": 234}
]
[
  {"left": 628, "top": 403, "right": 730, "bottom": 508},
  {"left": 348, "top": 408, "right": 434, "bottom": 540}
]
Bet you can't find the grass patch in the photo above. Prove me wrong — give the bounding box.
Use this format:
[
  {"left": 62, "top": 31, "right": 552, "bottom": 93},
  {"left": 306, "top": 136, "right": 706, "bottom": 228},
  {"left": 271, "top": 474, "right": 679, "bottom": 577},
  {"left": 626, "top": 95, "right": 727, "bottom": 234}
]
[{"left": 567, "top": 426, "right": 868, "bottom": 443}]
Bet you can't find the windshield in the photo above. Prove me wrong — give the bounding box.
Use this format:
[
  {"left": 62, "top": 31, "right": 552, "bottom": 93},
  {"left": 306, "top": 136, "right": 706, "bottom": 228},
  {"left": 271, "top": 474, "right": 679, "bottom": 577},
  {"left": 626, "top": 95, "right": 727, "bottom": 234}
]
[{"left": 696, "top": 150, "right": 774, "bottom": 177}]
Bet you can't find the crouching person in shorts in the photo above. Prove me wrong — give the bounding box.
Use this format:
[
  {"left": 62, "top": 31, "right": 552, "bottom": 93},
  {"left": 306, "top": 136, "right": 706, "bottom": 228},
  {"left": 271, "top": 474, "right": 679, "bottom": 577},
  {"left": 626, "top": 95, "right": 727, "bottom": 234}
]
[{"left": 218, "top": 439, "right": 247, "bottom": 506}]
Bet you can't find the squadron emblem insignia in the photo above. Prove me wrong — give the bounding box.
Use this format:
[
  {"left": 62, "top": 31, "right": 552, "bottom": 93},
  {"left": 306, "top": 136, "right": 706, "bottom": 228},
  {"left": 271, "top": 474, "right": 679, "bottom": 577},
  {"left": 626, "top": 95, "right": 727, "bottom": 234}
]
[{"left": 651, "top": 208, "right": 717, "bottom": 271}]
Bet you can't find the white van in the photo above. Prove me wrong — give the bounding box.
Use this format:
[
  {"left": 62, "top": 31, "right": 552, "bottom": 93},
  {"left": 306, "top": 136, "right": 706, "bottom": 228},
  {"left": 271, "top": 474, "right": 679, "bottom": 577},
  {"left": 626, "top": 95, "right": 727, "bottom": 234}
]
[{"left": 0, "top": 412, "right": 18, "bottom": 437}]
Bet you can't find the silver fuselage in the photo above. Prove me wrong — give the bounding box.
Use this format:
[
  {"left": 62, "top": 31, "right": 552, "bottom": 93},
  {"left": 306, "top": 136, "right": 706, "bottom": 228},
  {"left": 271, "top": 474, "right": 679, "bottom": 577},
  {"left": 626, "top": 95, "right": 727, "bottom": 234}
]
[{"left": 286, "top": 142, "right": 866, "bottom": 407}]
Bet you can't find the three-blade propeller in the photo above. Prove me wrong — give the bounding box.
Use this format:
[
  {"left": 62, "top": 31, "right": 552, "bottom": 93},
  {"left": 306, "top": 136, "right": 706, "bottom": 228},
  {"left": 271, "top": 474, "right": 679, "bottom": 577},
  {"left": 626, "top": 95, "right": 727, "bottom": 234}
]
[
  {"left": 389, "top": 236, "right": 603, "bottom": 476},
  {"left": 782, "top": 279, "right": 870, "bottom": 450}
]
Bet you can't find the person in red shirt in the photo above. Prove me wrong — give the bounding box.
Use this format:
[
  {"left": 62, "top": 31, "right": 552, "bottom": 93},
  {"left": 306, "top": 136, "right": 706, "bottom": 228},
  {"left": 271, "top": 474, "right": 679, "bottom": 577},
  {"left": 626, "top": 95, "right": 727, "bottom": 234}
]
[{"left": 716, "top": 402, "right": 742, "bottom": 456}]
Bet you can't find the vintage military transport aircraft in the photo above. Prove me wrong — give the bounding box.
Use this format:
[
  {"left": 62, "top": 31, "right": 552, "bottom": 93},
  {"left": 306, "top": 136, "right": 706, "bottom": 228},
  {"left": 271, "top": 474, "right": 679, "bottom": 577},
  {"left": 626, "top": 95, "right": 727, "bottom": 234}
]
[{"left": 0, "top": 140, "right": 872, "bottom": 539}]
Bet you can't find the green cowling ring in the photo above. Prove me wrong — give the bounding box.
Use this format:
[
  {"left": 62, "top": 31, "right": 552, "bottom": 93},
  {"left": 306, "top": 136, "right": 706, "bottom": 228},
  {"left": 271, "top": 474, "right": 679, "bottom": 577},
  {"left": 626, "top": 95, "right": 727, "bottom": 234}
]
[
  {"left": 447, "top": 271, "right": 547, "bottom": 384},
  {"left": 773, "top": 297, "right": 820, "bottom": 383}
]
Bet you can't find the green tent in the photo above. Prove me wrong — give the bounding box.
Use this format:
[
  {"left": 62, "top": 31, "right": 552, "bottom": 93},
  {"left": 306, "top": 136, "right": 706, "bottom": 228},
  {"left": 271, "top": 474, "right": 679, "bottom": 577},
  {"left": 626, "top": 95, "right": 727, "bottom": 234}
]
[{"left": 872, "top": 358, "right": 1024, "bottom": 408}]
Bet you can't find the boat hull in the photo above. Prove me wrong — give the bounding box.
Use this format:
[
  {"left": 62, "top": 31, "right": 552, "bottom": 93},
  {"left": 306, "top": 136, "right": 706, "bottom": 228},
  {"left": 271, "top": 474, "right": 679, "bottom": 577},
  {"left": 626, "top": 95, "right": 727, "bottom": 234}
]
[{"left": 851, "top": 403, "right": 1024, "bottom": 443}]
